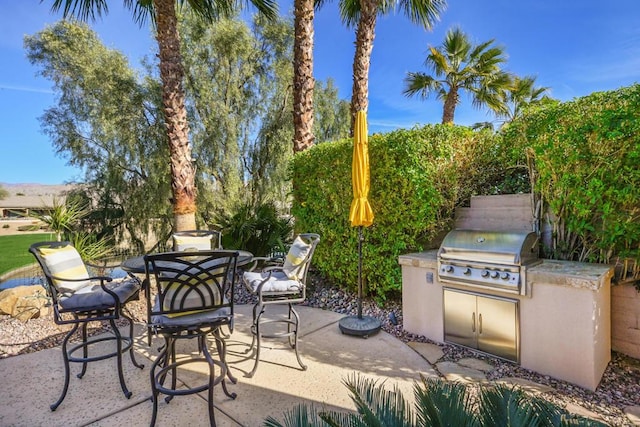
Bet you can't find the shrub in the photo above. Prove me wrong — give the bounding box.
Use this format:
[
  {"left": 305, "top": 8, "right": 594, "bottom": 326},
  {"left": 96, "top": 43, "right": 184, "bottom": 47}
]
[
  {"left": 217, "top": 201, "right": 293, "bottom": 256},
  {"left": 291, "top": 125, "right": 517, "bottom": 301},
  {"left": 504, "top": 84, "right": 640, "bottom": 274}
]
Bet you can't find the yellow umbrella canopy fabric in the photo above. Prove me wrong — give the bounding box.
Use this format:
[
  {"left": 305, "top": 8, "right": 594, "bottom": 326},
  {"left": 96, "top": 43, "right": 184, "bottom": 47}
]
[{"left": 349, "top": 110, "right": 374, "bottom": 227}]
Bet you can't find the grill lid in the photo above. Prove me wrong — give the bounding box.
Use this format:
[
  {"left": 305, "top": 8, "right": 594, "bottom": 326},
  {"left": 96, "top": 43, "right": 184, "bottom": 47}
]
[{"left": 438, "top": 229, "right": 539, "bottom": 266}]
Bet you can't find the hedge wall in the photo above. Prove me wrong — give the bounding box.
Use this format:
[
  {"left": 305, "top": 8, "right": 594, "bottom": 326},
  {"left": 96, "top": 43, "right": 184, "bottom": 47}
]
[
  {"left": 290, "top": 125, "right": 519, "bottom": 301},
  {"left": 503, "top": 84, "right": 640, "bottom": 273}
]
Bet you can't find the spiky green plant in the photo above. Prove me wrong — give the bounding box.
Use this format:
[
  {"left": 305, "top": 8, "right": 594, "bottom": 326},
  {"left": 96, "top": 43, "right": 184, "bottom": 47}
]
[
  {"left": 31, "top": 196, "right": 89, "bottom": 242},
  {"left": 264, "top": 375, "right": 607, "bottom": 427}
]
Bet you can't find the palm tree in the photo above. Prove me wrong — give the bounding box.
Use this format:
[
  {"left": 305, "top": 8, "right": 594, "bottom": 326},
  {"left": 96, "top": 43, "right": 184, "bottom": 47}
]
[
  {"left": 338, "top": 0, "right": 446, "bottom": 133},
  {"left": 500, "top": 75, "right": 550, "bottom": 123},
  {"left": 404, "top": 27, "right": 512, "bottom": 124},
  {"left": 47, "top": 0, "right": 277, "bottom": 231},
  {"left": 292, "top": 0, "right": 316, "bottom": 152}
]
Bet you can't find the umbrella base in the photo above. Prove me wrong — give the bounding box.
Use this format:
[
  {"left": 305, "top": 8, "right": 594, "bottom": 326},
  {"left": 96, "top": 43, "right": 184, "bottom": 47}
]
[{"left": 338, "top": 315, "right": 381, "bottom": 338}]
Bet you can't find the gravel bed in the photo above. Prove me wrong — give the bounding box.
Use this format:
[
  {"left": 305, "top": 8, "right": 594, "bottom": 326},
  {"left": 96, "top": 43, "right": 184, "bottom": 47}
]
[{"left": 1, "top": 271, "right": 639, "bottom": 425}]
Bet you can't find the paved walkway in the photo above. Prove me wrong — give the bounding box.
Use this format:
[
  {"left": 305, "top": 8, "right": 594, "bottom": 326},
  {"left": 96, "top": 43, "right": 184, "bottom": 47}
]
[{"left": 0, "top": 304, "right": 633, "bottom": 426}]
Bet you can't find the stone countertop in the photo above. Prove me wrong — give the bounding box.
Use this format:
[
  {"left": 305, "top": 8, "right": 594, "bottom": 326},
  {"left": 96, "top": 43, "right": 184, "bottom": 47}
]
[
  {"left": 398, "top": 251, "right": 613, "bottom": 291},
  {"left": 398, "top": 250, "right": 438, "bottom": 268},
  {"left": 528, "top": 259, "right": 613, "bottom": 291}
]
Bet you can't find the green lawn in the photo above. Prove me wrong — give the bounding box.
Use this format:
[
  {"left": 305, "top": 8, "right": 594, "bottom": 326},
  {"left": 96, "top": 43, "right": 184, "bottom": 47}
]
[{"left": 0, "top": 233, "right": 54, "bottom": 276}]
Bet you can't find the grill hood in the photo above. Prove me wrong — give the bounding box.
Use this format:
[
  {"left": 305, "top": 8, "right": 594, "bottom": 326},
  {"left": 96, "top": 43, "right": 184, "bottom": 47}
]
[{"left": 438, "top": 229, "right": 540, "bottom": 266}]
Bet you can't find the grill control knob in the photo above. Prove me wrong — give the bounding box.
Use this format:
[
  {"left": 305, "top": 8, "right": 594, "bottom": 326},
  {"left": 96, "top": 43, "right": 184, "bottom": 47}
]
[
  {"left": 501, "top": 272, "right": 510, "bottom": 280},
  {"left": 463, "top": 267, "right": 472, "bottom": 275},
  {"left": 445, "top": 265, "right": 454, "bottom": 273},
  {"left": 481, "top": 270, "right": 490, "bottom": 278},
  {"left": 490, "top": 271, "right": 499, "bottom": 279}
]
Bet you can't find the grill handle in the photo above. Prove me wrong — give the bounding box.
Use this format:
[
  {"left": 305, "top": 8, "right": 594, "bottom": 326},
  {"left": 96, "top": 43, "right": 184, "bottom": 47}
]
[
  {"left": 472, "top": 312, "right": 476, "bottom": 333},
  {"left": 479, "top": 313, "right": 483, "bottom": 334}
]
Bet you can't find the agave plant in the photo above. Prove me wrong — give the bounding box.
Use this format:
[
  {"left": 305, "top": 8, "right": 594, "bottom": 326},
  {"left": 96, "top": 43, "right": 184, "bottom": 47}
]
[{"left": 264, "top": 374, "right": 607, "bottom": 427}]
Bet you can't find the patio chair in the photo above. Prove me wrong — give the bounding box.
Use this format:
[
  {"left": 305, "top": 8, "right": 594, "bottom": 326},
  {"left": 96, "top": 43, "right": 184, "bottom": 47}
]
[
  {"left": 172, "top": 229, "right": 222, "bottom": 252},
  {"left": 242, "top": 233, "right": 320, "bottom": 377},
  {"left": 144, "top": 250, "right": 239, "bottom": 427},
  {"left": 28, "top": 241, "right": 144, "bottom": 411}
]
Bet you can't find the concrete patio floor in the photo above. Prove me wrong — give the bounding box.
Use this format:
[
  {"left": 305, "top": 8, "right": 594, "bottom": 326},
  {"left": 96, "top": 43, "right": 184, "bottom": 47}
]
[{"left": 0, "top": 304, "right": 439, "bottom": 426}]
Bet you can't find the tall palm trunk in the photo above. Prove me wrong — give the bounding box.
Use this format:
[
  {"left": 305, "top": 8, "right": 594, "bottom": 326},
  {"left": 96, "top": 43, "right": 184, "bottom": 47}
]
[
  {"left": 154, "top": 0, "right": 196, "bottom": 230},
  {"left": 350, "top": 0, "right": 377, "bottom": 134},
  {"left": 292, "top": 0, "right": 315, "bottom": 153},
  {"left": 442, "top": 88, "right": 458, "bottom": 124}
]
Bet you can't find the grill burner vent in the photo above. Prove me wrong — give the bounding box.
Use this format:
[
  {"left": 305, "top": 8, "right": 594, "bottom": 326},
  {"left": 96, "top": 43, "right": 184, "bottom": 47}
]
[{"left": 437, "top": 230, "right": 540, "bottom": 295}]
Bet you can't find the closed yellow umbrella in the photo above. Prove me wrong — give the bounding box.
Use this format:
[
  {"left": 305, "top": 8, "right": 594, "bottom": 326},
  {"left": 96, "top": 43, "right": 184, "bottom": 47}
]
[
  {"left": 340, "top": 110, "right": 381, "bottom": 337},
  {"left": 349, "top": 110, "right": 374, "bottom": 227}
]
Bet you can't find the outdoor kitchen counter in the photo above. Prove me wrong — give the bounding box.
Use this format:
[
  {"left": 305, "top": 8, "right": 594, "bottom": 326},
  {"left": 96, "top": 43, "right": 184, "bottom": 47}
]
[
  {"left": 398, "top": 251, "right": 613, "bottom": 290},
  {"left": 399, "top": 251, "right": 613, "bottom": 391}
]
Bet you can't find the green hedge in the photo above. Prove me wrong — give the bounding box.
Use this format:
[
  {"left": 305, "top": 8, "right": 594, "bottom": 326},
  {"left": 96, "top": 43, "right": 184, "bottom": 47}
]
[
  {"left": 504, "top": 84, "right": 640, "bottom": 268},
  {"left": 291, "top": 125, "right": 518, "bottom": 301}
]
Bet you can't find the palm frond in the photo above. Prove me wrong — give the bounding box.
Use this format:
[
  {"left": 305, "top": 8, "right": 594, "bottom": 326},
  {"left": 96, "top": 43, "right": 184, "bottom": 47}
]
[
  {"left": 49, "top": 0, "right": 109, "bottom": 22},
  {"left": 264, "top": 403, "right": 331, "bottom": 427},
  {"left": 403, "top": 72, "right": 442, "bottom": 99},
  {"left": 342, "top": 374, "right": 414, "bottom": 427},
  {"left": 414, "top": 376, "right": 477, "bottom": 427},
  {"left": 338, "top": 0, "right": 360, "bottom": 27},
  {"left": 399, "top": 0, "right": 446, "bottom": 29}
]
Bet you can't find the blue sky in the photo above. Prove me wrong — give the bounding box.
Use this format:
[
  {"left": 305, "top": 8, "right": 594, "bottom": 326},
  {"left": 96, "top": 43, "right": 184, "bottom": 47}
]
[{"left": 1, "top": 0, "right": 639, "bottom": 184}]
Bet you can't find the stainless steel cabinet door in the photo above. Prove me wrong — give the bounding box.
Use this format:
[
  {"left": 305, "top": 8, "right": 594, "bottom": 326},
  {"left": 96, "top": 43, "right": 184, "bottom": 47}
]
[
  {"left": 444, "top": 288, "right": 519, "bottom": 362},
  {"left": 477, "top": 295, "right": 518, "bottom": 362},
  {"left": 443, "top": 289, "right": 478, "bottom": 349}
]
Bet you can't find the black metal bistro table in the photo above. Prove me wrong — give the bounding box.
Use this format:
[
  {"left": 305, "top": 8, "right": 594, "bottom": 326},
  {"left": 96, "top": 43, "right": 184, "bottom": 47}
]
[{"left": 121, "top": 250, "right": 254, "bottom": 275}]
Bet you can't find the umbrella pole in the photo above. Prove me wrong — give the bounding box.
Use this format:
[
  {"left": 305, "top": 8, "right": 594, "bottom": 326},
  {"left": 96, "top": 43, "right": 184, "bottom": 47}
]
[
  {"left": 357, "top": 226, "right": 363, "bottom": 319},
  {"left": 338, "top": 225, "right": 381, "bottom": 337}
]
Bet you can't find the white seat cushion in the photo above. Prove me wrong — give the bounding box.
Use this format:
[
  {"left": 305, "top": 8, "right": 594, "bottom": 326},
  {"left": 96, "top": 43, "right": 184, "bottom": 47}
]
[
  {"left": 243, "top": 270, "right": 302, "bottom": 293},
  {"left": 37, "top": 245, "right": 90, "bottom": 293},
  {"left": 282, "top": 236, "right": 313, "bottom": 280}
]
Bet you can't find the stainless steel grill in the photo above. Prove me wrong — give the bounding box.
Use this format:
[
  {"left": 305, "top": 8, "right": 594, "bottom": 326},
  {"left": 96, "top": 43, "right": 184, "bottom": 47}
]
[{"left": 437, "top": 229, "right": 540, "bottom": 296}]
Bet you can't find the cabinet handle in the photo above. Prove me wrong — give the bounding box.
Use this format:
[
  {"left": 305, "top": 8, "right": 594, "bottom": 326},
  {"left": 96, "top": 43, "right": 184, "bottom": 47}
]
[
  {"left": 472, "top": 312, "right": 476, "bottom": 332},
  {"left": 479, "top": 313, "right": 483, "bottom": 334}
]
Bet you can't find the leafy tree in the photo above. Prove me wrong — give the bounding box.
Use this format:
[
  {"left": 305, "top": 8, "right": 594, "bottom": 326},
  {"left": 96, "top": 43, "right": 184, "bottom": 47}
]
[
  {"left": 0, "top": 185, "right": 8, "bottom": 200},
  {"left": 179, "top": 13, "right": 295, "bottom": 219},
  {"left": 314, "top": 78, "right": 350, "bottom": 143},
  {"left": 25, "top": 21, "right": 172, "bottom": 252},
  {"left": 180, "top": 12, "right": 352, "bottom": 221},
  {"left": 404, "top": 27, "right": 512, "bottom": 124},
  {"left": 336, "top": 0, "right": 446, "bottom": 133},
  {"left": 46, "top": 0, "right": 278, "bottom": 232},
  {"left": 265, "top": 374, "right": 607, "bottom": 427}
]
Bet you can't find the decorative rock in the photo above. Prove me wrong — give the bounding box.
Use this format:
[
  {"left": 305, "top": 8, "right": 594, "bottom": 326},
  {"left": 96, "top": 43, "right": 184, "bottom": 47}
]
[{"left": 0, "top": 285, "right": 49, "bottom": 321}]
